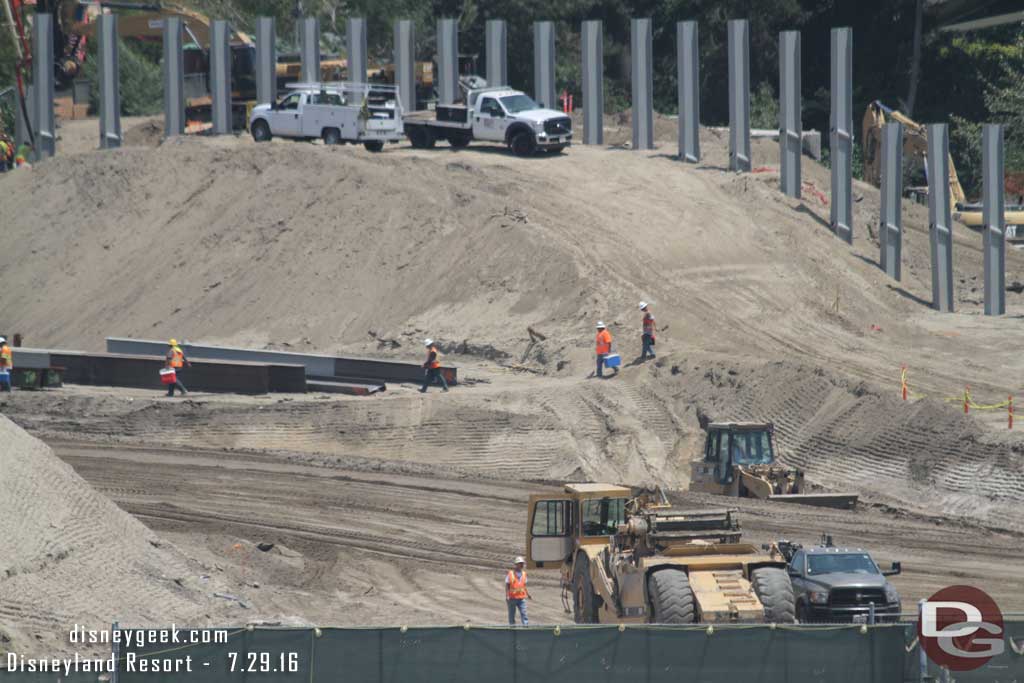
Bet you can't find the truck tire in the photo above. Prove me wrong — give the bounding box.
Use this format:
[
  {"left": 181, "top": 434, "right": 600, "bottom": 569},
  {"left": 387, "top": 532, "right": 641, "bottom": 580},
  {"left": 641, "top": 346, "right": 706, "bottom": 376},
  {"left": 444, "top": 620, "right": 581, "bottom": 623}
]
[
  {"left": 323, "top": 128, "right": 341, "bottom": 145},
  {"left": 251, "top": 120, "right": 271, "bottom": 142},
  {"left": 449, "top": 133, "right": 471, "bottom": 149},
  {"left": 364, "top": 140, "right": 384, "bottom": 152},
  {"left": 647, "top": 570, "right": 696, "bottom": 624},
  {"left": 572, "top": 557, "right": 598, "bottom": 624},
  {"left": 751, "top": 567, "right": 796, "bottom": 623},
  {"left": 510, "top": 130, "right": 537, "bottom": 157},
  {"left": 408, "top": 126, "right": 435, "bottom": 149}
]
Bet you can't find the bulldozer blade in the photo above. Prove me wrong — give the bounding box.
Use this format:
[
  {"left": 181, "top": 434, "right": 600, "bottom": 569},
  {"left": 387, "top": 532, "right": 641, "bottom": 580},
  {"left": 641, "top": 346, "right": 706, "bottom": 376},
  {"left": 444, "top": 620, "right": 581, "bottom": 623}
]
[{"left": 768, "top": 493, "right": 858, "bottom": 510}]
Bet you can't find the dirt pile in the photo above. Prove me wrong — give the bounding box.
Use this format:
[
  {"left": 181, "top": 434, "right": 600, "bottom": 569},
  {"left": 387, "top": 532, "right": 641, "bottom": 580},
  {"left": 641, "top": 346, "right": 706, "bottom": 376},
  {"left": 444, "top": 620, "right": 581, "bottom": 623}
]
[{"left": 0, "top": 416, "right": 228, "bottom": 656}]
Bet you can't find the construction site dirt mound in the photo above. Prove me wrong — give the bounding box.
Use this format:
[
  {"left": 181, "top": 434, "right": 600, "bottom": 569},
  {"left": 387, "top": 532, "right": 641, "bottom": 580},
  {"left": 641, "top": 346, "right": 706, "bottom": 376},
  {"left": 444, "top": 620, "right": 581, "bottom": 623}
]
[{"left": 0, "top": 416, "right": 232, "bottom": 656}]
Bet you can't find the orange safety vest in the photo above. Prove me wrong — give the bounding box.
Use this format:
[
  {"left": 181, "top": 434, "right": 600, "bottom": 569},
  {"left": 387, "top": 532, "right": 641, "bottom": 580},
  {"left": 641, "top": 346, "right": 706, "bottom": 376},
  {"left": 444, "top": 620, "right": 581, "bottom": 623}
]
[
  {"left": 642, "top": 313, "right": 655, "bottom": 337},
  {"left": 595, "top": 329, "right": 612, "bottom": 355},
  {"left": 507, "top": 570, "right": 528, "bottom": 600},
  {"left": 168, "top": 347, "right": 185, "bottom": 368},
  {"left": 0, "top": 344, "right": 12, "bottom": 368},
  {"left": 426, "top": 345, "right": 441, "bottom": 369}
]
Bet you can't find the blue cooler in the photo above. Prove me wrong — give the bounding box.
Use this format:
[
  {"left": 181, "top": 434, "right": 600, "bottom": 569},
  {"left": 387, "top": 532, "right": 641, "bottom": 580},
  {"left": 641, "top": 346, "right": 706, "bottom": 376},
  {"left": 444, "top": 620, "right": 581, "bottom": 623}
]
[{"left": 604, "top": 353, "right": 621, "bottom": 368}]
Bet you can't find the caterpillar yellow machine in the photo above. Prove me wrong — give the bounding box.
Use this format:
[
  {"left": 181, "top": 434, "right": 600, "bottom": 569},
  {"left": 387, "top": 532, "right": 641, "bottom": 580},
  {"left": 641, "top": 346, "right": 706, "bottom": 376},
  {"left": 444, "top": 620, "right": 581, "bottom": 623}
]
[
  {"left": 689, "top": 422, "right": 858, "bottom": 510},
  {"left": 862, "top": 101, "right": 1024, "bottom": 231},
  {"left": 526, "top": 484, "right": 796, "bottom": 624}
]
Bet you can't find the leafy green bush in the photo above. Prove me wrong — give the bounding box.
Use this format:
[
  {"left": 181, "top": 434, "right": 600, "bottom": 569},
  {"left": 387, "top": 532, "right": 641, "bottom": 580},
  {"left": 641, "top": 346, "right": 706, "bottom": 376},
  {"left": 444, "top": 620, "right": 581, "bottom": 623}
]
[{"left": 82, "top": 36, "right": 163, "bottom": 116}]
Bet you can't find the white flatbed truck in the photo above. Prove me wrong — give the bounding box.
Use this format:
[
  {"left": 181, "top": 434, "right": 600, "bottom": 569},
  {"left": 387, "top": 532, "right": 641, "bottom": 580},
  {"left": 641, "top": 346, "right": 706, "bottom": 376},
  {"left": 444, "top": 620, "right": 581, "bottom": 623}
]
[{"left": 249, "top": 82, "right": 404, "bottom": 151}]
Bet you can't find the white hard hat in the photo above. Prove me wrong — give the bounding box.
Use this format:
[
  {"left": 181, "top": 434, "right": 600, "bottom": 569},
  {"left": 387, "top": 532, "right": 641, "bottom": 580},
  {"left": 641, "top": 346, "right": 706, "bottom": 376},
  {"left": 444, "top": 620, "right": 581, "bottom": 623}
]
[
  {"left": 639, "top": 301, "right": 648, "bottom": 310},
  {"left": 424, "top": 338, "right": 433, "bottom": 347},
  {"left": 596, "top": 321, "right": 606, "bottom": 329},
  {"left": 514, "top": 556, "right": 525, "bottom": 565},
  {"left": 0, "top": 336, "right": 6, "bottom": 344}
]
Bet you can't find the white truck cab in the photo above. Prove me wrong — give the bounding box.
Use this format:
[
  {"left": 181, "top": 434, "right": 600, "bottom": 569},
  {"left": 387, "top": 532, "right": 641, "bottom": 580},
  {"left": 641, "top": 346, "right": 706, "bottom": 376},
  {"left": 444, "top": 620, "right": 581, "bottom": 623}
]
[{"left": 250, "top": 82, "right": 405, "bottom": 152}]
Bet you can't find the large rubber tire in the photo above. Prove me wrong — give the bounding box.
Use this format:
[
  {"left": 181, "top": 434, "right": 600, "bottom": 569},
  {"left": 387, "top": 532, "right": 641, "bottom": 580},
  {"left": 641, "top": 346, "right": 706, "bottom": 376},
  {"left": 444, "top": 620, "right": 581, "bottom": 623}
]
[
  {"left": 751, "top": 567, "right": 797, "bottom": 623},
  {"left": 251, "top": 120, "right": 271, "bottom": 142},
  {"left": 323, "top": 128, "right": 341, "bottom": 145},
  {"left": 408, "top": 126, "right": 435, "bottom": 149},
  {"left": 572, "top": 558, "right": 598, "bottom": 624},
  {"left": 647, "top": 570, "right": 696, "bottom": 624},
  {"left": 364, "top": 140, "right": 384, "bottom": 152},
  {"left": 449, "top": 133, "right": 471, "bottom": 149},
  {"left": 510, "top": 130, "right": 537, "bottom": 157}
]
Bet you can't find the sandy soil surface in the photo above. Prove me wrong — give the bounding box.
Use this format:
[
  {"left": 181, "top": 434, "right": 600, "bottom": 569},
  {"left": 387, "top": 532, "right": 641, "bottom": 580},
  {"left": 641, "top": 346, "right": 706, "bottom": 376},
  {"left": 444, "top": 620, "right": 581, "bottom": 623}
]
[{"left": 1, "top": 114, "right": 1022, "bottom": 655}]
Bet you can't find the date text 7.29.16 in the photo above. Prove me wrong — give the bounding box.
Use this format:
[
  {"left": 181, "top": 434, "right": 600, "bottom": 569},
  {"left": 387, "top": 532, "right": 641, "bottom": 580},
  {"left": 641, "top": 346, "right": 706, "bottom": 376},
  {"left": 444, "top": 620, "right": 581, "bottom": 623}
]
[{"left": 228, "top": 652, "right": 300, "bottom": 673}]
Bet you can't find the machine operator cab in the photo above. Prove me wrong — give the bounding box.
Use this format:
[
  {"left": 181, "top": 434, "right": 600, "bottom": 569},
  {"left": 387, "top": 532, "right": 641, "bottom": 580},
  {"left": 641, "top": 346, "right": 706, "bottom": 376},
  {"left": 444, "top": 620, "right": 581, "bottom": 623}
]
[
  {"left": 525, "top": 484, "right": 631, "bottom": 569},
  {"left": 691, "top": 422, "right": 776, "bottom": 492}
]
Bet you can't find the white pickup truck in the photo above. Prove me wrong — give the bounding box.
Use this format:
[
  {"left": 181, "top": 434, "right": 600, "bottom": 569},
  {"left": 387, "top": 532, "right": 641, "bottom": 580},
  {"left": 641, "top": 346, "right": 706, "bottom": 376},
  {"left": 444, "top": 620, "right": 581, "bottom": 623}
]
[
  {"left": 403, "top": 87, "right": 572, "bottom": 156},
  {"left": 249, "top": 82, "right": 404, "bottom": 152}
]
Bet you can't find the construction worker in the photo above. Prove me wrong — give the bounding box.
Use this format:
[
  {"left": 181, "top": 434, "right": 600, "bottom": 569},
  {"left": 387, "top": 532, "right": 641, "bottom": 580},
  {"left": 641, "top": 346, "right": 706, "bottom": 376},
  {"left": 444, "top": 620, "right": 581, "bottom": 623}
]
[
  {"left": 505, "top": 556, "right": 530, "bottom": 626},
  {"left": 639, "top": 302, "right": 656, "bottom": 360},
  {"left": 0, "top": 135, "right": 11, "bottom": 172},
  {"left": 420, "top": 339, "right": 448, "bottom": 393},
  {"left": 595, "top": 321, "right": 616, "bottom": 378},
  {"left": 14, "top": 143, "right": 31, "bottom": 168},
  {"left": 165, "top": 339, "right": 191, "bottom": 397},
  {"left": 0, "top": 336, "right": 12, "bottom": 392}
]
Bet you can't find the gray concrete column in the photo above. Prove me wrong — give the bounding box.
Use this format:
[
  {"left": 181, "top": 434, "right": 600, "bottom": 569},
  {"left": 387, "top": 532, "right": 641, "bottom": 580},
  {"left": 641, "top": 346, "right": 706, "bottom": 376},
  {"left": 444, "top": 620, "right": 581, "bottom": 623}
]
[
  {"left": 394, "top": 20, "right": 416, "bottom": 111},
  {"left": 209, "top": 20, "right": 232, "bottom": 134},
  {"left": 163, "top": 17, "right": 185, "bottom": 137},
  {"left": 437, "top": 18, "right": 459, "bottom": 104},
  {"left": 779, "top": 30, "right": 801, "bottom": 197},
  {"left": 677, "top": 21, "right": 699, "bottom": 163},
  {"left": 631, "top": 18, "right": 653, "bottom": 151},
  {"left": 347, "top": 17, "right": 367, "bottom": 83},
  {"left": 533, "top": 21, "right": 555, "bottom": 110},
  {"left": 927, "top": 123, "right": 955, "bottom": 312},
  {"left": 256, "top": 17, "right": 276, "bottom": 105},
  {"left": 582, "top": 20, "right": 603, "bottom": 145},
  {"left": 300, "top": 17, "right": 320, "bottom": 84},
  {"left": 880, "top": 122, "right": 903, "bottom": 281},
  {"left": 983, "top": 124, "right": 1006, "bottom": 316},
  {"left": 486, "top": 19, "right": 507, "bottom": 87},
  {"left": 98, "top": 14, "right": 122, "bottom": 149},
  {"left": 32, "top": 13, "right": 56, "bottom": 160},
  {"left": 727, "top": 19, "right": 750, "bottom": 172},
  {"left": 830, "top": 27, "right": 853, "bottom": 243}
]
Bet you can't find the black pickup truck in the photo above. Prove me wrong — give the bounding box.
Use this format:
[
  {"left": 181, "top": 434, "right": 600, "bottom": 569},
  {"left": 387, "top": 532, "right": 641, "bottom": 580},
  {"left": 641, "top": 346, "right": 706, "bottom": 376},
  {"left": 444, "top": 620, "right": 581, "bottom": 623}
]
[{"left": 779, "top": 536, "right": 903, "bottom": 623}]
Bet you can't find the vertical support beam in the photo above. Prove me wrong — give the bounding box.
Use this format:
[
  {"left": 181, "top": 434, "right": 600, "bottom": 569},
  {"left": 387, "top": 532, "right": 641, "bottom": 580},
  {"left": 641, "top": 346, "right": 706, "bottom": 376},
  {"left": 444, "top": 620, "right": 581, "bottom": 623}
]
[
  {"left": 32, "top": 13, "right": 56, "bottom": 160},
  {"left": 347, "top": 17, "right": 367, "bottom": 83},
  {"left": 581, "top": 20, "right": 603, "bottom": 146},
  {"left": 533, "top": 21, "right": 555, "bottom": 109},
  {"left": 98, "top": 14, "right": 122, "bottom": 149},
  {"left": 209, "top": 20, "right": 232, "bottom": 135},
  {"left": 727, "top": 19, "right": 750, "bottom": 172},
  {"left": 437, "top": 18, "right": 458, "bottom": 105},
  {"left": 631, "top": 18, "right": 653, "bottom": 151},
  {"left": 677, "top": 21, "right": 699, "bottom": 163},
  {"left": 256, "top": 17, "right": 276, "bottom": 105},
  {"left": 163, "top": 16, "right": 185, "bottom": 138},
  {"left": 779, "top": 30, "right": 801, "bottom": 197},
  {"left": 300, "top": 17, "right": 320, "bottom": 84},
  {"left": 880, "top": 122, "right": 903, "bottom": 281},
  {"left": 394, "top": 20, "right": 416, "bottom": 111},
  {"left": 830, "top": 27, "right": 853, "bottom": 243},
  {"left": 486, "top": 19, "right": 507, "bottom": 87},
  {"left": 983, "top": 124, "right": 1006, "bottom": 316},
  {"left": 927, "top": 123, "right": 955, "bottom": 313},
  {"left": 15, "top": 84, "right": 35, "bottom": 151}
]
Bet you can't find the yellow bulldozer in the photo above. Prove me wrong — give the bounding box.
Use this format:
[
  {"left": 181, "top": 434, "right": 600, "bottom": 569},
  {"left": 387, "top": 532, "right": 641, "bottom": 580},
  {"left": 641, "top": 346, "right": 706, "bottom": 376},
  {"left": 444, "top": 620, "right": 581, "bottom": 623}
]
[
  {"left": 689, "top": 422, "right": 858, "bottom": 510},
  {"left": 526, "top": 483, "right": 796, "bottom": 624},
  {"left": 862, "top": 101, "right": 1024, "bottom": 231}
]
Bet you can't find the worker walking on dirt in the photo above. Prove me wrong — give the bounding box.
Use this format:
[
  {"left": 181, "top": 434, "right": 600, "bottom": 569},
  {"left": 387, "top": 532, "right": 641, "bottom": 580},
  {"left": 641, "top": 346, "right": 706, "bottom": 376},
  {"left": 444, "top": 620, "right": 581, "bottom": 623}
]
[
  {"left": 0, "top": 336, "right": 12, "bottom": 392},
  {"left": 595, "top": 322, "right": 617, "bottom": 378},
  {"left": 165, "top": 339, "right": 191, "bottom": 397},
  {"left": 420, "top": 339, "right": 449, "bottom": 393},
  {"left": 0, "top": 136, "right": 11, "bottom": 172},
  {"left": 639, "top": 302, "right": 656, "bottom": 360},
  {"left": 506, "top": 556, "right": 531, "bottom": 625}
]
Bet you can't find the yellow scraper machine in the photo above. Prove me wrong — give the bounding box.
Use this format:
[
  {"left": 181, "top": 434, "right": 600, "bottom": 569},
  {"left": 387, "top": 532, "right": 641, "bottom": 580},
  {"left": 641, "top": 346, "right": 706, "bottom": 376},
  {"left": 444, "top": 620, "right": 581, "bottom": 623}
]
[
  {"left": 689, "top": 422, "right": 859, "bottom": 510},
  {"left": 527, "top": 484, "right": 796, "bottom": 624}
]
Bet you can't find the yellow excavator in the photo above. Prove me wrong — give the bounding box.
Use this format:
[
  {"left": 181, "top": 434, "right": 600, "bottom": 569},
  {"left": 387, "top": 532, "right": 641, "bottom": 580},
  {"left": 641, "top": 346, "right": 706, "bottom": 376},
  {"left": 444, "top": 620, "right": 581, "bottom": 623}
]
[{"left": 862, "top": 101, "right": 1024, "bottom": 231}]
